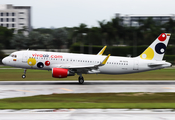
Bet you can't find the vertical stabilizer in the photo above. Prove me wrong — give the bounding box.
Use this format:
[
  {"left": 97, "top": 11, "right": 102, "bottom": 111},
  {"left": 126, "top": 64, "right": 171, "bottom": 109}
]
[{"left": 139, "top": 33, "right": 171, "bottom": 61}]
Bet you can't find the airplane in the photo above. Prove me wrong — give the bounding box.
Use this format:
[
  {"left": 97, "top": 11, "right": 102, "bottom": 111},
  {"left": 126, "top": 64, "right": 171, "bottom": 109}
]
[{"left": 2, "top": 33, "right": 172, "bottom": 84}]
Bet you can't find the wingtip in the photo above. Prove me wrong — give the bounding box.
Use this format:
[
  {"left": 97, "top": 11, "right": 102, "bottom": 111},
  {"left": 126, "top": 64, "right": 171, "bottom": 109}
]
[
  {"left": 97, "top": 46, "right": 107, "bottom": 55},
  {"left": 101, "top": 54, "right": 110, "bottom": 65}
]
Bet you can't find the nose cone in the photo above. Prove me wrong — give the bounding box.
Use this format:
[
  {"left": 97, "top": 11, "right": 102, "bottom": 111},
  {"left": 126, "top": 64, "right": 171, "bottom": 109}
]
[{"left": 2, "top": 57, "right": 6, "bottom": 65}]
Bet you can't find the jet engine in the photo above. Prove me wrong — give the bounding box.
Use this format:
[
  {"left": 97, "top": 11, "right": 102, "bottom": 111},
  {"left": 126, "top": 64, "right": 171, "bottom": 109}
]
[{"left": 52, "top": 68, "right": 75, "bottom": 78}]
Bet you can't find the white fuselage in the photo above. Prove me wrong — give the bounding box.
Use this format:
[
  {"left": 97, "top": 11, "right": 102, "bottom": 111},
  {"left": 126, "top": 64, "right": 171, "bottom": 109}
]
[{"left": 2, "top": 50, "right": 171, "bottom": 75}]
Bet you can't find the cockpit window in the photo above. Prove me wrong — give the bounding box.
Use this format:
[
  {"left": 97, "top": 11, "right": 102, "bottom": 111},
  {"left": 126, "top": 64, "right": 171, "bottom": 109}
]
[{"left": 10, "top": 54, "right": 17, "bottom": 58}]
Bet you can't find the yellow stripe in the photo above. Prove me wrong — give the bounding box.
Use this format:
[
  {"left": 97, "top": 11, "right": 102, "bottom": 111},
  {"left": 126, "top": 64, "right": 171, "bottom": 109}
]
[
  {"left": 102, "top": 54, "right": 110, "bottom": 65},
  {"left": 16, "top": 90, "right": 35, "bottom": 93},
  {"left": 98, "top": 46, "right": 107, "bottom": 55},
  {"left": 60, "top": 88, "right": 73, "bottom": 92}
]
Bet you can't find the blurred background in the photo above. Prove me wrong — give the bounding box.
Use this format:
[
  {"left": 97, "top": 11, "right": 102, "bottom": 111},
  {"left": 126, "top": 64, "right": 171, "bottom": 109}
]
[{"left": 0, "top": 0, "right": 175, "bottom": 64}]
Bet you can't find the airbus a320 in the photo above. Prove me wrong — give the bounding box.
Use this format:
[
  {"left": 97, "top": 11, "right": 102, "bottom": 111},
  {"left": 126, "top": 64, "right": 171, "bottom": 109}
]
[{"left": 2, "top": 33, "right": 172, "bottom": 84}]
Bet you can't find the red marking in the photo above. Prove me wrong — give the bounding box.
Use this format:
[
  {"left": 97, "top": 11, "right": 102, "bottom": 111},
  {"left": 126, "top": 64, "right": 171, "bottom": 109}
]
[
  {"left": 50, "top": 55, "right": 63, "bottom": 58},
  {"left": 32, "top": 54, "right": 36, "bottom": 57},
  {"left": 45, "top": 61, "right": 50, "bottom": 66},
  {"left": 32, "top": 53, "right": 43, "bottom": 57},
  {"left": 32, "top": 53, "right": 62, "bottom": 58},
  {"left": 158, "top": 33, "right": 166, "bottom": 41}
]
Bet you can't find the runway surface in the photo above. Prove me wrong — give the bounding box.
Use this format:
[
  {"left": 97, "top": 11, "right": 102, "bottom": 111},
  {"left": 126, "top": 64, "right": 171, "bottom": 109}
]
[
  {"left": 1, "top": 80, "right": 175, "bottom": 99},
  {"left": 1, "top": 81, "right": 175, "bottom": 120},
  {"left": 0, "top": 109, "right": 175, "bottom": 120}
]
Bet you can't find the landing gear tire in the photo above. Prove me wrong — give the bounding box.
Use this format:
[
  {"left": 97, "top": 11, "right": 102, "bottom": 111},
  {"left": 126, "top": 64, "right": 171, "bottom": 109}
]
[
  {"left": 22, "top": 69, "right": 27, "bottom": 79},
  {"left": 22, "top": 74, "right": 26, "bottom": 79},
  {"left": 78, "top": 76, "right": 84, "bottom": 84}
]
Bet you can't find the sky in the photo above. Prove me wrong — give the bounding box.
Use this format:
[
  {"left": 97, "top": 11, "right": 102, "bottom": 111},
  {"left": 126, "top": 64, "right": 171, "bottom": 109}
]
[{"left": 1, "top": 0, "right": 175, "bottom": 28}]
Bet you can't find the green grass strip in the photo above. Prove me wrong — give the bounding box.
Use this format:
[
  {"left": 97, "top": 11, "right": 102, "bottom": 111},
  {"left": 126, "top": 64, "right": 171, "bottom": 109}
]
[
  {"left": 0, "top": 68, "right": 175, "bottom": 80},
  {"left": 1, "top": 93, "right": 175, "bottom": 109}
]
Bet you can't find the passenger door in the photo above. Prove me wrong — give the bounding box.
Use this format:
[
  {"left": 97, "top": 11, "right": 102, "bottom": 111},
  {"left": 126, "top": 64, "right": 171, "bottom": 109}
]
[
  {"left": 133, "top": 60, "right": 139, "bottom": 70},
  {"left": 22, "top": 52, "right": 28, "bottom": 63}
]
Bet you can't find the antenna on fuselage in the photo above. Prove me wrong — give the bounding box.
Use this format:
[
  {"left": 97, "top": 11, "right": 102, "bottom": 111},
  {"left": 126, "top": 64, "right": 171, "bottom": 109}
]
[{"left": 27, "top": 48, "right": 29, "bottom": 51}]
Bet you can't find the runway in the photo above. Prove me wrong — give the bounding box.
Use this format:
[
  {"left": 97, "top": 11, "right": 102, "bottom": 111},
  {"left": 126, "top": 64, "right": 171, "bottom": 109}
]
[
  {"left": 0, "top": 109, "right": 175, "bottom": 120},
  {"left": 1, "top": 80, "right": 175, "bottom": 85},
  {"left": 0, "top": 80, "right": 175, "bottom": 99},
  {"left": 1, "top": 81, "right": 175, "bottom": 120}
]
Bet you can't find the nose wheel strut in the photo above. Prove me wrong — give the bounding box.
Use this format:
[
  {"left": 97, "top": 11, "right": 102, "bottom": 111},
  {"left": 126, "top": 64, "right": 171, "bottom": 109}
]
[{"left": 22, "top": 69, "right": 27, "bottom": 79}]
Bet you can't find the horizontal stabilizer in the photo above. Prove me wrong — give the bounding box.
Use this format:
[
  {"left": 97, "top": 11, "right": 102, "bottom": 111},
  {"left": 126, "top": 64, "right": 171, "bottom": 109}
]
[
  {"left": 148, "top": 63, "right": 164, "bottom": 67},
  {"left": 148, "top": 61, "right": 171, "bottom": 67}
]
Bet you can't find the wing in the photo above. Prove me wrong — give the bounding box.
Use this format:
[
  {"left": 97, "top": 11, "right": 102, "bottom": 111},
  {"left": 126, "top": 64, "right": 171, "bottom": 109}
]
[{"left": 52, "top": 54, "right": 110, "bottom": 73}]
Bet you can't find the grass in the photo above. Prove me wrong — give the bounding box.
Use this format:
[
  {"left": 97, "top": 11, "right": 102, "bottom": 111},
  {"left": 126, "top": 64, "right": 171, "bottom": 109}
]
[
  {"left": 0, "top": 66, "right": 175, "bottom": 109},
  {"left": 1, "top": 93, "right": 175, "bottom": 109},
  {"left": 0, "top": 67, "right": 175, "bottom": 81}
]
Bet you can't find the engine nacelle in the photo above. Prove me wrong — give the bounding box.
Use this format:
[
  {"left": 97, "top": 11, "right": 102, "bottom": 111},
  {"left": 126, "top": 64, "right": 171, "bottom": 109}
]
[{"left": 52, "top": 68, "right": 75, "bottom": 78}]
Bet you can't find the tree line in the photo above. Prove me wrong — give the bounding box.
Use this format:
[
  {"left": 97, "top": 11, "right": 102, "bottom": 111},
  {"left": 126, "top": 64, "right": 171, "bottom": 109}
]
[{"left": 0, "top": 17, "right": 175, "bottom": 51}]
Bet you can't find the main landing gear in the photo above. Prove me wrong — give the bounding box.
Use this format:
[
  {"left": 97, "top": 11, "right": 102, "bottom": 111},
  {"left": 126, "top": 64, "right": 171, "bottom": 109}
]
[
  {"left": 78, "top": 75, "right": 84, "bottom": 84},
  {"left": 22, "top": 69, "right": 27, "bottom": 79}
]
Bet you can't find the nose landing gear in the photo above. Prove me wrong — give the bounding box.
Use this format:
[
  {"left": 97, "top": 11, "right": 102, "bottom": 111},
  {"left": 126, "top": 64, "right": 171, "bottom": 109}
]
[{"left": 22, "top": 69, "right": 27, "bottom": 79}]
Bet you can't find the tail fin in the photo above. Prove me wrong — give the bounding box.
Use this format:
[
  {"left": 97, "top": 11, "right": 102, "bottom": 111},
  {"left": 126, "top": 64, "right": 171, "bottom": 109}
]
[{"left": 139, "top": 33, "right": 171, "bottom": 61}]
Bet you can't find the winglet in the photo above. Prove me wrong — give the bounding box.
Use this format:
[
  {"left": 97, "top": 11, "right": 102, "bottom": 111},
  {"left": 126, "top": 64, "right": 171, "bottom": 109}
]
[
  {"left": 97, "top": 46, "right": 107, "bottom": 55},
  {"left": 101, "top": 54, "right": 110, "bottom": 65}
]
